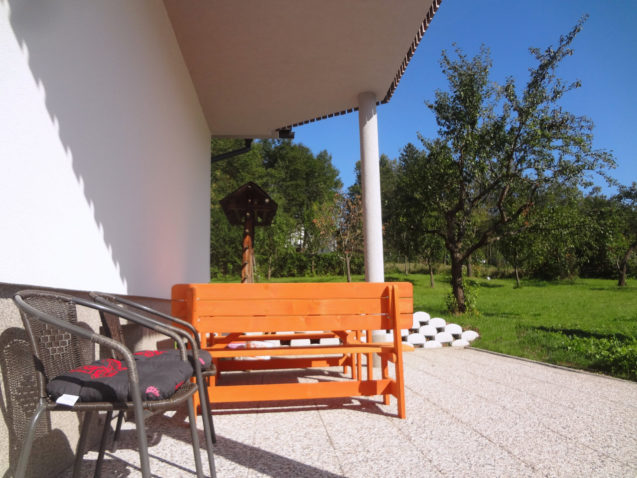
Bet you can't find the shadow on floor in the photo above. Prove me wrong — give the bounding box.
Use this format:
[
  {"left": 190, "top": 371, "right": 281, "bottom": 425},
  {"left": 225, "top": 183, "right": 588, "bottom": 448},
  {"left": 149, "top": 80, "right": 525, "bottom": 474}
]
[
  {"left": 83, "top": 409, "right": 347, "bottom": 478},
  {"left": 531, "top": 325, "right": 635, "bottom": 342}
]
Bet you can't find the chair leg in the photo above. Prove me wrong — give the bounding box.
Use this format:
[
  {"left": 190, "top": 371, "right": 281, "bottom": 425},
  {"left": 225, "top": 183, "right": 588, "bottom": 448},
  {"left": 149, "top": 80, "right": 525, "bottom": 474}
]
[
  {"left": 111, "top": 411, "right": 124, "bottom": 451},
  {"left": 202, "top": 388, "right": 216, "bottom": 444},
  {"left": 131, "top": 402, "right": 151, "bottom": 478},
  {"left": 14, "top": 402, "right": 47, "bottom": 478},
  {"left": 73, "top": 411, "right": 94, "bottom": 478},
  {"left": 186, "top": 397, "right": 206, "bottom": 478},
  {"left": 198, "top": 383, "right": 217, "bottom": 477},
  {"left": 94, "top": 410, "right": 113, "bottom": 478}
]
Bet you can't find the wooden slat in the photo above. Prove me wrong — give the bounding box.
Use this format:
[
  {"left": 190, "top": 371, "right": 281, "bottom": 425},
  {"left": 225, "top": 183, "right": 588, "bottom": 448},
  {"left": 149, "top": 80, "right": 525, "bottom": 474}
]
[
  {"left": 218, "top": 356, "right": 347, "bottom": 371},
  {"left": 390, "top": 284, "right": 406, "bottom": 419},
  {"left": 207, "top": 343, "right": 388, "bottom": 358},
  {"left": 171, "top": 283, "right": 190, "bottom": 300},
  {"left": 170, "top": 300, "right": 187, "bottom": 319},
  {"left": 228, "top": 332, "right": 336, "bottom": 341},
  {"left": 193, "top": 296, "right": 412, "bottom": 316},
  {"left": 183, "top": 282, "right": 412, "bottom": 301},
  {"left": 208, "top": 379, "right": 394, "bottom": 403},
  {"left": 195, "top": 313, "right": 412, "bottom": 333}
]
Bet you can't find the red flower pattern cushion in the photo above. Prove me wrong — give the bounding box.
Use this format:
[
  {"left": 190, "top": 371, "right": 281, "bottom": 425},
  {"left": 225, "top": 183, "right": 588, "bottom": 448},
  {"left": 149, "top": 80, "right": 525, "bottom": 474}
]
[{"left": 46, "top": 357, "right": 192, "bottom": 402}]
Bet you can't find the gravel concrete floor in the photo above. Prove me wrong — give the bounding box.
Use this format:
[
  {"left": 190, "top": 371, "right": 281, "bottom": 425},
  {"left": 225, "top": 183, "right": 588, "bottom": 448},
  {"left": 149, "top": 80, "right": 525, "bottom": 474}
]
[{"left": 60, "top": 348, "right": 637, "bottom": 477}]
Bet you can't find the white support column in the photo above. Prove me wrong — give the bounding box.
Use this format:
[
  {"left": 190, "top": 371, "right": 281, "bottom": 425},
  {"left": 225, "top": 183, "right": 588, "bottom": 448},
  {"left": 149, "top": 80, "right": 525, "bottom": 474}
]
[{"left": 358, "top": 91, "right": 384, "bottom": 283}]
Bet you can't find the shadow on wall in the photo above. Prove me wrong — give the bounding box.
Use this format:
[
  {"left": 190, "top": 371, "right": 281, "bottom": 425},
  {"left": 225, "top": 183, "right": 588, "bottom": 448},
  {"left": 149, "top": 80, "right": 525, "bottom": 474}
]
[
  {"left": 0, "top": 327, "right": 75, "bottom": 477},
  {"left": 7, "top": 1, "right": 208, "bottom": 296}
]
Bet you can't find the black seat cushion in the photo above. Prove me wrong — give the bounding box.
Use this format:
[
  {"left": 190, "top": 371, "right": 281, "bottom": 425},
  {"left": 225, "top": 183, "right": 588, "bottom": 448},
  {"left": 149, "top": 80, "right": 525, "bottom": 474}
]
[
  {"left": 134, "top": 349, "right": 213, "bottom": 371},
  {"left": 46, "top": 357, "right": 192, "bottom": 402}
]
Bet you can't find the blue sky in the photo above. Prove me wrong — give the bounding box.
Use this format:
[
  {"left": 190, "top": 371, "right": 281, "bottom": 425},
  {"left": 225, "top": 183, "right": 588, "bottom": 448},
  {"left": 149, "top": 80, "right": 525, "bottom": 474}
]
[{"left": 292, "top": 0, "right": 636, "bottom": 195}]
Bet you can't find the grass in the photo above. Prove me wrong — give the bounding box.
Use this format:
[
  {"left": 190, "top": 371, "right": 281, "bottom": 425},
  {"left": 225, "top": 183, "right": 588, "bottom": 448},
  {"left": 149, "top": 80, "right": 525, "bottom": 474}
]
[
  {"left": 393, "top": 274, "right": 637, "bottom": 381},
  {"left": 225, "top": 273, "right": 636, "bottom": 381}
]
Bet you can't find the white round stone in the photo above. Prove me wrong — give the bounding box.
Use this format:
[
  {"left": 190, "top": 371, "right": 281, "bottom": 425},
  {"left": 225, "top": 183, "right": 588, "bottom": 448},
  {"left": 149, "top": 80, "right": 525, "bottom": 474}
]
[
  {"left": 435, "top": 331, "right": 454, "bottom": 344},
  {"left": 413, "top": 311, "right": 431, "bottom": 325},
  {"left": 445, "top": 323, "right": 463, "bottom": 336},
  {"left": 429, "top": 317, "right": 447, "bottom": 330},
  {"left": 371, "top": 331, "right": 388, "bottom": 343},
  {"left": 400, "top": 329, "right": 410, "bottom": 338},
  {"left": 407, "top": 333, "right": 426, "bottom": 345},
  {"left": 290, "top": 338, "right": 311, "bottom": 346},
  {"left": 462, "top": 330, "right": 480, "bottom": 342},
  {"left": 320, "top": 337, "right": 341, "bottom": 345},
  {"left": 452, "top": 339, "right": 470, "bottom": 348},
  {"left": 424, "top": 341, "right": 443, "bottom": 349},
  {"left": 258, "top": 340, "right": 279, "bottom": 347},
  {"left": 419, "top": 325, "right": 437, "bottom": 338}
]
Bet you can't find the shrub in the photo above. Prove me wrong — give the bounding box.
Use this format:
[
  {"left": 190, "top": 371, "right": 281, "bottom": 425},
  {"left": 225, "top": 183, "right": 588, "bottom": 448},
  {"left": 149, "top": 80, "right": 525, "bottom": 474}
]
[{"left": 446, "top": 279, "right": 480, "bottom": 316}]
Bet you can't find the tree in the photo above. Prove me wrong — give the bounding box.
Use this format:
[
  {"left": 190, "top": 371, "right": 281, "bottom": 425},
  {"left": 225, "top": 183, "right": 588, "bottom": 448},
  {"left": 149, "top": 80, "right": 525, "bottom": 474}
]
[
  {"left": 611, "top": 183, "right": 637, "bottom": 286},
  {"left": 573, "top": 187, "right": 630, "bottom": 280},
  {"left": 210, "top": 139, "right": 343, "bottom": 278},
  {"left": 523, "top": 185, "right": 592, "bottom": 280},
  {"left": 313, "top": 192, "right": 363, "bottom": 281},
  {"left": 413, "top": 18, "right": 614, "bottom": 312},
  {"left": 262, "top": 140, "right": 342, "bottom": 260},
  {"left": 350, "top": 155, "right": 406, "bottom": 267},
  {"left": 497, "top": 224, "right": 531, "bottom": 287},
  {"left": 393, "top": 143, "right": 445, "bottom": 284},
  {"left": 256, "top": 212, "right": 296, "bottom": 280}
]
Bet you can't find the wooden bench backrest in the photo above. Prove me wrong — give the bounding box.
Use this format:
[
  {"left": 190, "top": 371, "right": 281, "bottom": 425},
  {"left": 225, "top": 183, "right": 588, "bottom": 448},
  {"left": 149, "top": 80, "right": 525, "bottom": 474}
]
[{"left": 172, "top": 282, "right": 413, "bottom": 333}]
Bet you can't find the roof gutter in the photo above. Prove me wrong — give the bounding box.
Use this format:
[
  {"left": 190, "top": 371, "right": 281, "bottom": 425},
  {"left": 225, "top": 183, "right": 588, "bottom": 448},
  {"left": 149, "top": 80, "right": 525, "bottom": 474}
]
[{"left": 211, "top": 139, "right": 253, "bottom": 163}]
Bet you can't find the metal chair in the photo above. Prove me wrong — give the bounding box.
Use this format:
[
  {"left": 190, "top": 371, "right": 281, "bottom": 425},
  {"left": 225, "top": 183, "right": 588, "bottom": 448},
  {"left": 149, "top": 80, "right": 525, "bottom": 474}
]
[
  {"left": 13, "top": 290, "right": 211, "bottom": 478},
  {"left": 89, "top": 292, "right": 217, "bottom": 476}
]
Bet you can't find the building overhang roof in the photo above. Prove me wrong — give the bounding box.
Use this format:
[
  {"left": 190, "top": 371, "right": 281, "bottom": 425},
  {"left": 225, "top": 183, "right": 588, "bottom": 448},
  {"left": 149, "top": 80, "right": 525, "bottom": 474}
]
[{"left": 163, "top": 0, "right": 442, "bottom": 139}]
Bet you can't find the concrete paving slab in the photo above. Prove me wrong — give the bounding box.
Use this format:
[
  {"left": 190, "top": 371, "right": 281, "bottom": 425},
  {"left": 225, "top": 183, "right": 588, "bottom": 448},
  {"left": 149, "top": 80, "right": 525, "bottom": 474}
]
[
  {"left": 57, "top": 348, "right": 637, "bottom": 477},
  {"left": 406, "top": 350, "right": 637, "bottom": 464}
]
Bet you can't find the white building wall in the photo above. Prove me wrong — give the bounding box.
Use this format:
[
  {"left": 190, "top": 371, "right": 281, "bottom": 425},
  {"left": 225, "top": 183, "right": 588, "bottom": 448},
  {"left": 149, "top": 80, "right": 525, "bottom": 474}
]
[{"left": 0, "top": 1, "right": 210, "bottom": 298}]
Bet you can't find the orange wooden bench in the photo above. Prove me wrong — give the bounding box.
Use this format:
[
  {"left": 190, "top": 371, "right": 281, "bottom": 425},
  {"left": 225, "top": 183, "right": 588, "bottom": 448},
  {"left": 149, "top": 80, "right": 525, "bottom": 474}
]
[{"left": 171, "top": 282, "right": 413, "bottom": 418}]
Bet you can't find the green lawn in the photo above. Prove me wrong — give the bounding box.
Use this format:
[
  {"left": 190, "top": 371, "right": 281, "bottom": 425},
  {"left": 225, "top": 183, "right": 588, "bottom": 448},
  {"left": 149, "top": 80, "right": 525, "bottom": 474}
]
[{"left": 391, "top": 273, "right": 637, "bottom": 381}]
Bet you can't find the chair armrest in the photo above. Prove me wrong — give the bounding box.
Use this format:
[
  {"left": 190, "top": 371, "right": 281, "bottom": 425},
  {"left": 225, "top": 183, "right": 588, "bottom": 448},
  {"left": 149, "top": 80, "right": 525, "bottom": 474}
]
[
  {"left": 89, "top": 293, "right": 201, "bottom": 367},
  {"left": 90, "top": 293, "right": 202, "bottom": 348}
]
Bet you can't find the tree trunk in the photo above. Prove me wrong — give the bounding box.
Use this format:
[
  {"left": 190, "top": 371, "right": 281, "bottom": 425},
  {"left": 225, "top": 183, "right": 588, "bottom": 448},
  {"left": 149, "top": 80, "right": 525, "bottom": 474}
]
[
  {"left": 429, "top": 261, "right": 435, "bottom": 288},
  {"left": 617, "top": 244, "right": 635, "bottom": 287},
  {"left": 618, "top": 262, "right": 627, "bottom": 287},
  {"left": 450, "top": 253, "right": 466, "bottom": 313},
  {"left": 466, "top": 254, "right": 473, "bottom": 277},
  {"left": 345, "top": 255, "right": 352, "bottom": 283},
  {"left": 514, "top": 265, "right": 520, "bottom": 288},
  {"left": 404, "top": 256, "right": 409, "bottom": 275}
]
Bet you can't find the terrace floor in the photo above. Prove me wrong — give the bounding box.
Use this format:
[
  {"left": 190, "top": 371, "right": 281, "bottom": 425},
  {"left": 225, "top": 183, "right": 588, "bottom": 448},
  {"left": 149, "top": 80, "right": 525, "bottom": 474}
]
[{"left": 61, "top": 348, "right": 637, "bottom": 477}]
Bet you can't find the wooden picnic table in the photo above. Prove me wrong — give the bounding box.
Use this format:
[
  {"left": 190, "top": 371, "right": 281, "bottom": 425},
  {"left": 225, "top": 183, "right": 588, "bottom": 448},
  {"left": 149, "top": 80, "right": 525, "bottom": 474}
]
[{"left": 171, "top": 282, "right": 413, "bottom": 418}]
